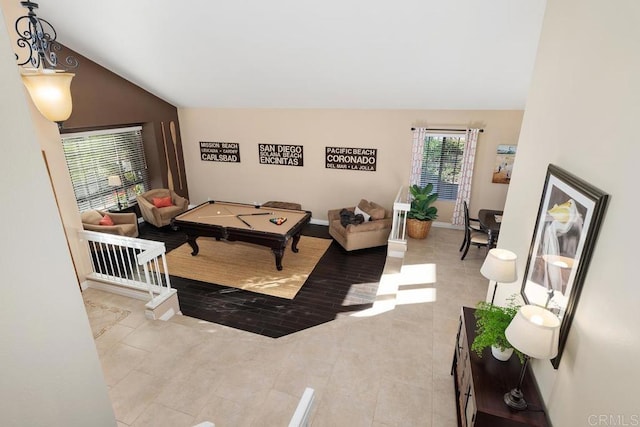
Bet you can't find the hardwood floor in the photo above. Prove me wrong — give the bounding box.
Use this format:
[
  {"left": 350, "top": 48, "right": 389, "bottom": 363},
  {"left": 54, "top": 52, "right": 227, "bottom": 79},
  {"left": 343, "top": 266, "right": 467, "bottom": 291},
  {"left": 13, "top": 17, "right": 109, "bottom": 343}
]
[{"left": 139, "top": 222, "right": 387, "bottom": 338}]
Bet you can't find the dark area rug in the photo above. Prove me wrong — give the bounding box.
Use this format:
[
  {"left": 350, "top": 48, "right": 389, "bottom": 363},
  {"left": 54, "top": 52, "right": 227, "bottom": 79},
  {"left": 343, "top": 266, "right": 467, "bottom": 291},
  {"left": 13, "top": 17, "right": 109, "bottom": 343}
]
[{"left": 139, "top": 222, "right": 387, "bottom": 338}]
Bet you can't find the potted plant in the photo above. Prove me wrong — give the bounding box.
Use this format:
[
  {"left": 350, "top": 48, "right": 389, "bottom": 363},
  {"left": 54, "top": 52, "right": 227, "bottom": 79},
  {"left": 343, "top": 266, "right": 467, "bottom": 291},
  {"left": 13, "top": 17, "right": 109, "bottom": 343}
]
[
  {"left": 406, "top": 183, "right": 438, "bottom": 239},
  {"left": 471, "top": 297, "right": 524, "bottom": 363}
]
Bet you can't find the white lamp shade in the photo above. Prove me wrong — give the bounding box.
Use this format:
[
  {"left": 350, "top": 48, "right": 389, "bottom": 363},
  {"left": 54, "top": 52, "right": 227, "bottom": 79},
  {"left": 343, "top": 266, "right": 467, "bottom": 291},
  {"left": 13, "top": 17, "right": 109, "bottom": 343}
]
[
  {"left": 108, "top": 175, "right": 122, "bottom": 187},
  {"left": 505, "top": 305, "right": 561, "bottom": 359},
  {"left": 21, "top": 72, "right": 74, "bottom": 123},
  {"left": 480, "top": 248, "right": 518, "bottom": 282}
]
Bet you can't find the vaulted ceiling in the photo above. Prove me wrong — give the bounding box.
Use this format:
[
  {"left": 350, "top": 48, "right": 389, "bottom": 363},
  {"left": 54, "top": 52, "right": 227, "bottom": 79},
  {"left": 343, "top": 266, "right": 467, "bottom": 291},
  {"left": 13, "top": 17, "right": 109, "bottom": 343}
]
[{"left": 34, "top": 0, "right": 546, "bottom": 109}]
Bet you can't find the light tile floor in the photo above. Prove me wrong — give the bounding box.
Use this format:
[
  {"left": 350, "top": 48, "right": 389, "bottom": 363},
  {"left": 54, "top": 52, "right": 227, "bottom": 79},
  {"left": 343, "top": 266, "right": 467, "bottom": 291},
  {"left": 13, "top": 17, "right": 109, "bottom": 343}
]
[{"left": 83, "top": 227, "right": 490, "bottom": 427}]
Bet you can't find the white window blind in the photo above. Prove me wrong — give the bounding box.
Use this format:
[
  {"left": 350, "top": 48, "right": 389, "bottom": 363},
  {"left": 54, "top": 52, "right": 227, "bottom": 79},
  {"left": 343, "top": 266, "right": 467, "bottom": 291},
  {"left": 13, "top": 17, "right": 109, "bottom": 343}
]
[
  {"left": 62, "top": 126, "right": 150, "bottom": 212},
  {"left": 417, "top": 133, "right": 466, "bottom": 201}
]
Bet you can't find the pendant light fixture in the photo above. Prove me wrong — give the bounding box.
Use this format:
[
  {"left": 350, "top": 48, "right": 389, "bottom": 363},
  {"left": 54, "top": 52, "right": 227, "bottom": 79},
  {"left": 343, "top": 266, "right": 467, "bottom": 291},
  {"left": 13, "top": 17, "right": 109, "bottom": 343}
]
[{"left": 14, "top": 1, "right": 78, "bottom": 128}]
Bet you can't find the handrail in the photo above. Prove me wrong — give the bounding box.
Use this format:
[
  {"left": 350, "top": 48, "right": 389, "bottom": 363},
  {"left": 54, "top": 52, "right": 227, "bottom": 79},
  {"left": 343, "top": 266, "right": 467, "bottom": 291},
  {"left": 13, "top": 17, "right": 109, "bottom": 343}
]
[
  {"left": 78, "top": 230, "right": 173, "bottom": 302},
  {"left": 387, "top": 185, "right": 410, "bottom": 257},
  {"left": 390, "top": 185, "right": 410, "bottom": 241},
  {"left": 288, "top": 387, "right": 315, "bottom": 427},
  {"left": 389, "top": 186, "right": 411, "bottom": 252}
]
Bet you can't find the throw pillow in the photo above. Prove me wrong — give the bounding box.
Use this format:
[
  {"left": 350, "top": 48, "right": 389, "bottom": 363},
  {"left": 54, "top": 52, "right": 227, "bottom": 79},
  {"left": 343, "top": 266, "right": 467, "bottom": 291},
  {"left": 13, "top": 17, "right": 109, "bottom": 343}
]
[
  {"left": 99, "top": 215, "right": 114, "bottom": 226},
  {"left": 357, "top": 199, "right": 386, "bottom": 220},
  {"left": 354, "top": 205, "right": 371, "bottom": 222},
  {"left": 153, "top": 196, "right": 174, "bottom": 208},
  {"left": 82, "top": 209, "right": 104, "bottom": 225}
]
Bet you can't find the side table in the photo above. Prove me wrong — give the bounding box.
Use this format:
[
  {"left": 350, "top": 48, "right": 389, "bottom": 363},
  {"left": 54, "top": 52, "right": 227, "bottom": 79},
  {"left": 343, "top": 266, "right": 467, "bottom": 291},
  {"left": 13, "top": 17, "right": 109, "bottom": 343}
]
[{"left": 109, "top": 202, "right": 140, "bottom": 217}]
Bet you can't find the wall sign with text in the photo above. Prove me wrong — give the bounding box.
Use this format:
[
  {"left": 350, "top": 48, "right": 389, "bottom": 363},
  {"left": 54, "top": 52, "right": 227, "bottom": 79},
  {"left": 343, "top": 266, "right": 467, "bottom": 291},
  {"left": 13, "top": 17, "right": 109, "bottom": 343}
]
[
  {"left": 325, "top": 147, "right": 377, "bottom": 171},
  {"left": 258, "top": 144, "right": 304, "bottom": 167},
  {"left": 200, "top": 142, "right": 241, "bottom": 163}
]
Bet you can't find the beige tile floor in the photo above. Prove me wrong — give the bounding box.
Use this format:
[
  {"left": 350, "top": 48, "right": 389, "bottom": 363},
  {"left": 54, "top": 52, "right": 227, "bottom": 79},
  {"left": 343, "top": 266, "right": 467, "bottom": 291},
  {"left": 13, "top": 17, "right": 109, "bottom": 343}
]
[{"left": 83, "top": 227, "right": 490, "bottom": 427}]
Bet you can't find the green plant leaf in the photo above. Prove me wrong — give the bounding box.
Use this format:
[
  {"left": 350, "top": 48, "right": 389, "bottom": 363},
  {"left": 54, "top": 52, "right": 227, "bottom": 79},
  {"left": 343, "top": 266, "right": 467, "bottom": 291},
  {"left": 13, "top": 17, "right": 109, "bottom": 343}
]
[
  {"left": 471, "top": 296, "right": 524, "bottom": 363},
  {"left": 408, "top": 183, "right": 438, "bottom": 221}
]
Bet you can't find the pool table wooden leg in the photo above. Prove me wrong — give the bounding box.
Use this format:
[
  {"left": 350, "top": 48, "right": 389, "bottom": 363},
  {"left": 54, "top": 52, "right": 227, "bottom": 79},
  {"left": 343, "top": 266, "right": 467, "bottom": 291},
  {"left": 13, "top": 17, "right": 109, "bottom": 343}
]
[
  {"left": 291, "top": 234, "right": 301, "bottom": 253},
  {"left": 186, "top": 236, "right": 200, "bottom": 256},
  {"left": 272, "top": 248, "right": 284, "bottom": 271}
]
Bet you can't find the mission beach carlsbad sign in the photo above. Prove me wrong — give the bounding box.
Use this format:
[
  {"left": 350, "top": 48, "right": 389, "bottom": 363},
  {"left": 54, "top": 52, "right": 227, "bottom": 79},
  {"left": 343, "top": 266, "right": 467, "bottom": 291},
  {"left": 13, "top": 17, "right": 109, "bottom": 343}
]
[
  {"left": 325, "top": 147, "right": 377, "bottom": 171},
  {"left": 200, "top": 142, "right": 241, "bottom": 163}
]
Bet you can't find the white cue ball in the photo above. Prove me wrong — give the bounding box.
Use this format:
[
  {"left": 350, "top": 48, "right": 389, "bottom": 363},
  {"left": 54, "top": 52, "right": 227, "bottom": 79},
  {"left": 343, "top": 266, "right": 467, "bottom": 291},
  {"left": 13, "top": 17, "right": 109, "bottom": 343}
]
[{"left": 217, "top": 211, "right": 221, "bottom": 214}]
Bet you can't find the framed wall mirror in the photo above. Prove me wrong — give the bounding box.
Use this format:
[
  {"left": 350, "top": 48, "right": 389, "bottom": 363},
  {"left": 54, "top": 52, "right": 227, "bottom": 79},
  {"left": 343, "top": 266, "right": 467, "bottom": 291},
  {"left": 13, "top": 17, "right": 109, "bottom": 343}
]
[{"left": 521, "top": 164, "right": 609, "bottom": 368}]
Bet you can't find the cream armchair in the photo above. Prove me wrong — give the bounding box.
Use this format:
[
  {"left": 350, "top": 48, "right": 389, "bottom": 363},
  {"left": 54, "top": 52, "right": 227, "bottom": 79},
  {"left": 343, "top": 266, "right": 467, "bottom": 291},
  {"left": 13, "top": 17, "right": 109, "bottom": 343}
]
[
  {"left": 81, "top": 209, "right": 139, "bottom": 238},
  {"left": 137, "top": 189, "right": 189, "bottom": 227},
  {"left": 328, "top": 199, "right": 393, "bottom": 251}
]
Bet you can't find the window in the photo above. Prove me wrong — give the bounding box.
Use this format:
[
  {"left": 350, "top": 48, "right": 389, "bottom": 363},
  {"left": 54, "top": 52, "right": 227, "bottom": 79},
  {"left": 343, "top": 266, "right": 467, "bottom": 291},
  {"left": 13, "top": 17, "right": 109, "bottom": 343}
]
[
  {"left": 62, "top": 126, "right": 150, "bottom": 211},
  {"left": 416, "top": 133, "right": 466, "bottom": 201}
]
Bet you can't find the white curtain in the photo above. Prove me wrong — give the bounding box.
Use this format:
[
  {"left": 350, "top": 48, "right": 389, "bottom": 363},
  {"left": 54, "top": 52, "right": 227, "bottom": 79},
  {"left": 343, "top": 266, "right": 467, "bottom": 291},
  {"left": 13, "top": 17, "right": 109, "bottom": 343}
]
[
  {"left": 452, "top": 128, "right": 480, "bottom": 226},
  {"left": 409, "top": 127, "right": 428, "bottom": 185}
]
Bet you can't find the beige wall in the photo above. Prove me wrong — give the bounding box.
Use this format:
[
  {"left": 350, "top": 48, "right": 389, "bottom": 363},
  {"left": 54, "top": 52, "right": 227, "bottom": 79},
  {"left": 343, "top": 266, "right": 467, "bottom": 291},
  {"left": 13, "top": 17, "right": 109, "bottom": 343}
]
[
  {"left": 495, "top": 0, "right": 639, "bottom": 425},
  {"left": 0, "top": 7, "right": 115, "bottom": 425},
  {"left": 178, "top": 108, "right": 523, "bottom": 222}
]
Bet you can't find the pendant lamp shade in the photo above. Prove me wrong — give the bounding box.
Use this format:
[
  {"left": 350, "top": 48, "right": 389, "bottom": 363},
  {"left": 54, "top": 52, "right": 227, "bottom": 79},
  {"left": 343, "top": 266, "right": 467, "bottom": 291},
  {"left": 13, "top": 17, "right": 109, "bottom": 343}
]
[{"left": 21, "top": 72, "right": 75, "bottom": 124}]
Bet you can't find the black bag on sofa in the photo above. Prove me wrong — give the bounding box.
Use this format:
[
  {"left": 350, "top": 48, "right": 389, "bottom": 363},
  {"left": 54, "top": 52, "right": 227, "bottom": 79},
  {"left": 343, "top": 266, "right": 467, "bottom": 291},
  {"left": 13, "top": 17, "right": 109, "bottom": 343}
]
[{"left": 339, "top": 208, "right": 365, "bottom": 227}]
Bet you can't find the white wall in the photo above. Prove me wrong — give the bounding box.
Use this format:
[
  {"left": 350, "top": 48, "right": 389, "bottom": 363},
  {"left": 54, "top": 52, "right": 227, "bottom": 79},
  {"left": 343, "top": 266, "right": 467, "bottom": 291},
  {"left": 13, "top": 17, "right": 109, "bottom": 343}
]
[
  {"left": 178, "top": 108, "right": 523, "bottom": 222},
  {"left": 496, "top": 0, "right": 639, "bottom": 425},
  {"left": 0, "top": 0, "right": 93, "bottom": 283},
  {"left": 0, "top": 8, "right": 115, "bottom": 427}
]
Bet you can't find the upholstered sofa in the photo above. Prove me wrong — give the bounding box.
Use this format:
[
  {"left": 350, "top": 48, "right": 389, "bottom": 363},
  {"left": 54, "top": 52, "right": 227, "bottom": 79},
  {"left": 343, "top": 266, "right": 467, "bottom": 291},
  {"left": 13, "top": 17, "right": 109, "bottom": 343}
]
[
  {"left": 328, "top": 199, "right": 393, "bottom": 251},
  {"left": 136, "top": 188, "right": 189, "bottom": 227},
  {"left": 81, "top": 209, "right": 139, "bottom": 238}
]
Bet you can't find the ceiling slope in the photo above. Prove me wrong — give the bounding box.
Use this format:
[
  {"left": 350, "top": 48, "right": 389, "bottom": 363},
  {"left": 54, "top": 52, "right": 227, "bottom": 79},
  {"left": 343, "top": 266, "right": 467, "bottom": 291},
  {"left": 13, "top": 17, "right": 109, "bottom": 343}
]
[{"left": 34, "top": 0, "right": 546, "bottom": 109}]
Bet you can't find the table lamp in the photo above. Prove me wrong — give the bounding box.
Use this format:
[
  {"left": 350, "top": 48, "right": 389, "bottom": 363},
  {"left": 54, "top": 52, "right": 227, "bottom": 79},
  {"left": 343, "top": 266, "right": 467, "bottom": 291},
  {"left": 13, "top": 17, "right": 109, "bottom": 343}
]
[
  {"left": 504, "top": 305, "right": 560, "bottom": 410},
  {"left": 108, "top": 175, "right": 123, "bottom": 210},
  {"left": 480, "top": 248, "right": 518, "bottom": 305}
]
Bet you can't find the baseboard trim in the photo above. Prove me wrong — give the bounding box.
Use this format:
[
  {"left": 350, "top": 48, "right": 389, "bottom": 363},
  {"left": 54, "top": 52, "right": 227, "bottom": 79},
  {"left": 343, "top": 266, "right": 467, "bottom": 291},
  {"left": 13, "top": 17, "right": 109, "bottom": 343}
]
[
  {"left": 310, "top": 218, "right": 329, "bottom": 226},
  {"left": 84, "top": 279, "right": 151, "bottom": 301},
  {"left": 433, "top": 221, "right": 464, "bottom": 230}
]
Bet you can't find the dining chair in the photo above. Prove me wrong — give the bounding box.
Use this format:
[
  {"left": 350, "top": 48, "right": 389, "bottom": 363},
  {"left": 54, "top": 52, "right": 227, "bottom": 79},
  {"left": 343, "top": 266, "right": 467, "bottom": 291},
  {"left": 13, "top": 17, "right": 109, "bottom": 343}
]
[
  {"left": 460, "top": 201, "right": 490, "bottom": 260},
  {"left": 459, "top": 201, "right": 482, "bottom": 251}
]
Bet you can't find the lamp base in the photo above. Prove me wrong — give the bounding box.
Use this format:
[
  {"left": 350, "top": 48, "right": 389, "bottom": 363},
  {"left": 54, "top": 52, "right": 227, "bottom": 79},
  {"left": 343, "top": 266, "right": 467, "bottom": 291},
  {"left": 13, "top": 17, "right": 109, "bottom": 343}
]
[{"left": 504, "top": 388, "right": 527, "bottom": 410}]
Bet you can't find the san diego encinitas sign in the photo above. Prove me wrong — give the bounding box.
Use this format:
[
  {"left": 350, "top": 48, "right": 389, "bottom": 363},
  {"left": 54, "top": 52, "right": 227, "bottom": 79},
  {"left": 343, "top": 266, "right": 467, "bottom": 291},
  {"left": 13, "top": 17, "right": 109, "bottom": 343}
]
[
  {"left": 258, "top": 144, "right": 304, "bottom": 167},
  {"left": 325, "top": 147, "right": 377, "bottom": 171},
  {"left": 200, "top": 142, "right": 241, "bottom": 163}
]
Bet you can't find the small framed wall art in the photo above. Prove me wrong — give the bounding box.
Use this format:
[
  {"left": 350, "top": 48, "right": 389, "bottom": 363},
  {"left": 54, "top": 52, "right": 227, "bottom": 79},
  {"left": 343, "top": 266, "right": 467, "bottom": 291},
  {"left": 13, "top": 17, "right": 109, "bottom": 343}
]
[{"left": 492, "top": 144, "right": 517, "bottom": 184}]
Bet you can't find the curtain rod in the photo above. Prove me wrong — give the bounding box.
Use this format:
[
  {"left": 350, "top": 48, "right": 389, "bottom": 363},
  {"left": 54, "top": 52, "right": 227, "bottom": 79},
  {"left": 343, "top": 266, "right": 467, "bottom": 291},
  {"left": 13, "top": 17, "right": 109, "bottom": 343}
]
[{"left": 410, "top": 127, "right": 484, "bottom": 133}]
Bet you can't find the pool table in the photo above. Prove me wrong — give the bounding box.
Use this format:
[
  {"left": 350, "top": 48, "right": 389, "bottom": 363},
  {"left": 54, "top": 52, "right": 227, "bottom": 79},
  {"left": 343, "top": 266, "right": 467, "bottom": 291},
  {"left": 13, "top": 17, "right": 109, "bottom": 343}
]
[{"left": 171, "top": 200, "right": 312, "bottom": 270}]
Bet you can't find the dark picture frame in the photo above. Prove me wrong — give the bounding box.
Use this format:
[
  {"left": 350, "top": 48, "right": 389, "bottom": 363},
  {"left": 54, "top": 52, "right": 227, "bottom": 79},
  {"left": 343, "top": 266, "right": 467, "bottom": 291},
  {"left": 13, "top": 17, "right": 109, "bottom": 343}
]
[{"left": 521, "top": 164, "right": 609, "bottom": 368}]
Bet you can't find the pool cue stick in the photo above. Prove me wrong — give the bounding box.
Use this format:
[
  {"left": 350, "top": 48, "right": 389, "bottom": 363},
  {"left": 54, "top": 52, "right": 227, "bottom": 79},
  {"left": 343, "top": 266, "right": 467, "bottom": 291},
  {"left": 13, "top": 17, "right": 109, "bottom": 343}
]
[
  {"left": 160, "top": 122, "right": 174, "bottom": 191},
  {"left": 169, "top": 121, "right": 183, "bottom": 189},
  {"left": 198, "top": 212, "right": 273, "bottom": 219},
  {"left": 236, "top": 215, "right": 253, "bottom": 229}
]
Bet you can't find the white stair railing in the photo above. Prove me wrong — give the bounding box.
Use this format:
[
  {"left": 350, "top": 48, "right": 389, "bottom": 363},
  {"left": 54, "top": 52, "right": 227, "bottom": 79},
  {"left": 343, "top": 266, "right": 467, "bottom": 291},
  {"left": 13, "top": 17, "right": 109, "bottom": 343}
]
[
  {"left": 388, "top": 185, "right": 411, "bottom": 258},
  {"left": 78, "top": 230, "right": 173, "bottom": 304},
  {"left": 288, "top": 387, "right": 315, "bottom": 427}
]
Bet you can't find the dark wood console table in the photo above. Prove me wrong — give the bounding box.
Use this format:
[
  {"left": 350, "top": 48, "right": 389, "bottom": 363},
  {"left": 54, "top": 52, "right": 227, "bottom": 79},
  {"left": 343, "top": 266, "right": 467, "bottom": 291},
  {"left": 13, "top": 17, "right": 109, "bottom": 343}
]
[{"left": 451, "top": 307, "right": 550, "bottom": 427}]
